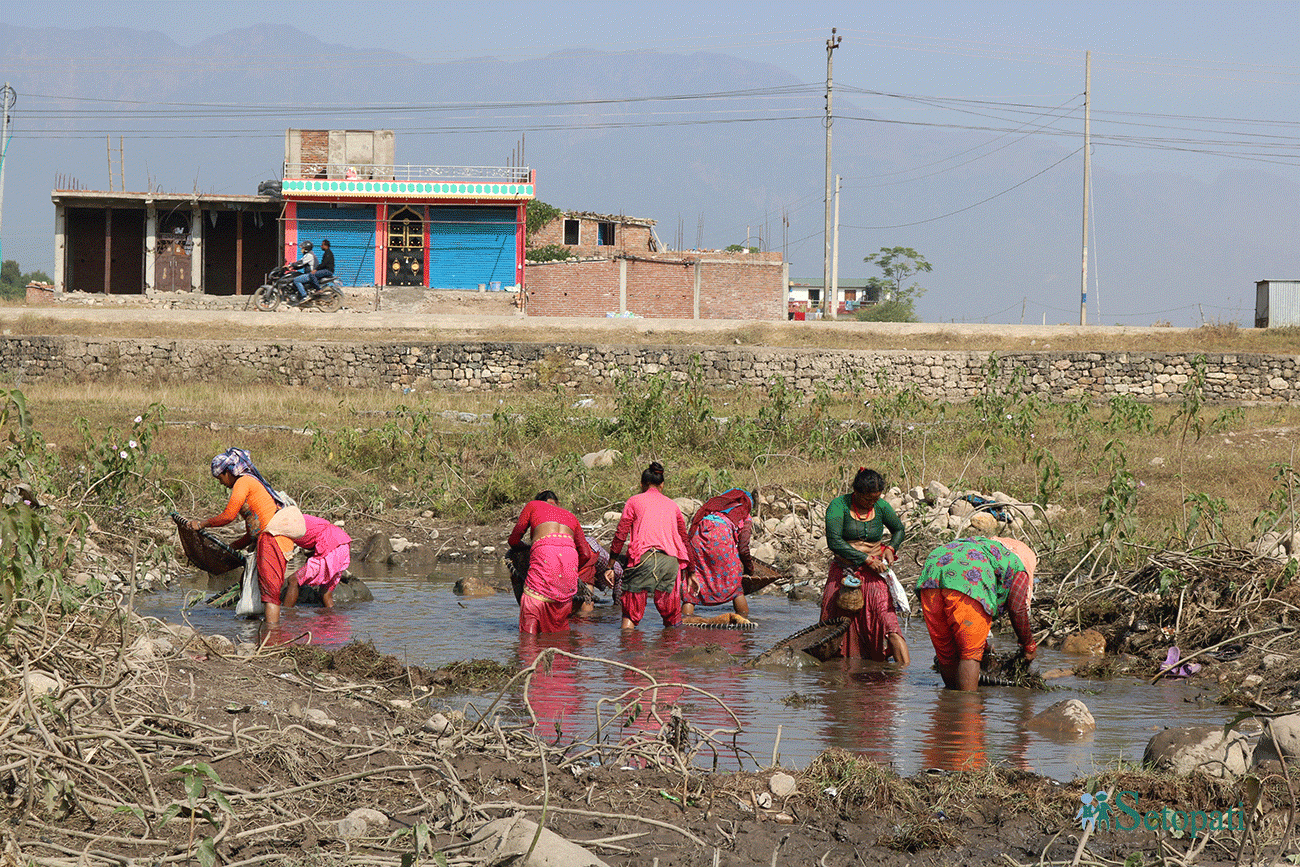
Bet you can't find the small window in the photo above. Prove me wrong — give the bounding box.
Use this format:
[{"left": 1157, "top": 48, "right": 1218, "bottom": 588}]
[
  {"left": 597, "top": 221, "right": 616, "bottom": 246},
  {"left": 563, "top": 219, "right": 579, "bottom": 245}
]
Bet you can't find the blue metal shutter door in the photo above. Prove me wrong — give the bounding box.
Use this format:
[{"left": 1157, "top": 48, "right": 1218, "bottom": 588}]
[
  {"left": 426, "top": 206, "right": 516, "bottom": 290},
  {"left": 296, "top": 204, "right": 376, "bottom": 287}
]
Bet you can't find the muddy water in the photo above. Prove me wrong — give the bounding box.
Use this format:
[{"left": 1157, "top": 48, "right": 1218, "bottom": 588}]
[{"left": 138, "top": 559, "right": 1228, "bottom": 781}]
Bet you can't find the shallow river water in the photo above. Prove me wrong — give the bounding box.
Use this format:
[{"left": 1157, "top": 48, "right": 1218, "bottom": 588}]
[{"left": 135, "top": 559, "right": 1229, "bottom": 782}]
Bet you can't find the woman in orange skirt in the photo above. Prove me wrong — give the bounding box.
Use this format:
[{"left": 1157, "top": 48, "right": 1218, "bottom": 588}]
[{"left": 916, "top": 536, "right": 1037, "bottom": 691}]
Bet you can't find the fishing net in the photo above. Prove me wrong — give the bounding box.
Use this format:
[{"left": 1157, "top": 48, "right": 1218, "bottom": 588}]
[
  {"left": 171, "top": 511, "right": 245, "bottom": 575},
  {"left": 748, "top": 618, "right": 851, "bottom": 667}
]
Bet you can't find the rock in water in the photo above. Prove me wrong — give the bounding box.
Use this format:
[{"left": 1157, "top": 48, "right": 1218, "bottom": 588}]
[
  {"left": 454, "top": 575, "right": 498, "bottom": 596},
  {"left": 1028, "top": 699, "right": 1096, "bottom": 735}
]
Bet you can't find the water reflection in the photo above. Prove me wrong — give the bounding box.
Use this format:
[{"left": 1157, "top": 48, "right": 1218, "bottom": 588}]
[
  {"left": 919, "top": 689, "right": 988, "bottom": 771},
  {"left": 519, "top": 631, "right": 586, "bottom": 738},
  {"left": 135, "top": 560, "right": 1233, "bottom": 781}
]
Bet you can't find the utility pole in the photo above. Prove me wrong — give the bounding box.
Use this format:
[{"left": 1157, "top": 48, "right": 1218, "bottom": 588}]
[
  {"left": 0, "top": 83, "right": 14, "bottom": 267},
  {"left": 1080, "top": 51, "right": 1091, "bottom": 326},
  {"left": 821, "top": 27, "right": 841, "bottom": 319},
  {"left": 831, "top": 175, "right": 842, "bottom": 317}
]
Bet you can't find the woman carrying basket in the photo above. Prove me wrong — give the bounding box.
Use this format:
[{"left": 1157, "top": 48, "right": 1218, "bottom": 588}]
[{"left": 820, "top": 468, "right": 910, "bottom": 664}]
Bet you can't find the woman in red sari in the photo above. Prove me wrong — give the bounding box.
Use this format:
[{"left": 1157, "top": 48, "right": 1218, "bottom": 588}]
[
  {"left": 507, "top": 491, "right": 597, "bottom": 634},
  {"left": 682, "top": 488, "right": 755, "bottom": 619}
]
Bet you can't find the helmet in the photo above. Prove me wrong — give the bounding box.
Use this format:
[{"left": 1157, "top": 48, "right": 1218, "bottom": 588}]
[{"left": 301, "top": 241, "right": 313, "bottom": 251}]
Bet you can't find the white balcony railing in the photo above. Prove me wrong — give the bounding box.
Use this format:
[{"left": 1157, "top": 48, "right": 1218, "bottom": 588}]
[{"left": 284, "top": 163, "right": 531, "bottom": 183}]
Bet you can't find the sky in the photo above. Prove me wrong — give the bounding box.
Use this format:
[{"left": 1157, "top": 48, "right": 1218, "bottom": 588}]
[{"left": 2, "top": 0, "right": 1299, "bottom": 325}]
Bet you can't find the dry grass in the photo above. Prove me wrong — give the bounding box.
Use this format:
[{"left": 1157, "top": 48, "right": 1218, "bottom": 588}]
[
  {"left": 12, "top": 373, "right": 1300, "bottom": 551},
  {"left": 5, "top": 305, "right": 1300, "bottom": 352}
]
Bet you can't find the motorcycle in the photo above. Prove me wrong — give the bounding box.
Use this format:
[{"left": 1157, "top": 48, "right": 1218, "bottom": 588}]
[{"left": 253, "top": 265, "right": 344, "bottom": 313}]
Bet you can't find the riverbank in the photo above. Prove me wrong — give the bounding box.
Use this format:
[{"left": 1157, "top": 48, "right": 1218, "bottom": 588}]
[{"left": 0, "top": 578, "right": 1253, "bottom": 867}]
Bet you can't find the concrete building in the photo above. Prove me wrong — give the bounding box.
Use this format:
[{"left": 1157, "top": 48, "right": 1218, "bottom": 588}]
[
  {"left": 50, "top": 129, "right": 534, "bottom": 296},
  {"left": 50, "top": 191, "right": 281, "bottom": 296},
  {"left": 787, "top": 277, "right": 879, "bottom": 318}
]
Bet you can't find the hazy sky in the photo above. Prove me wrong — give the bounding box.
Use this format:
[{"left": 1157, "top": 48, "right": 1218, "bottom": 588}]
[{"left": 3, "top": 1, "right": 1298, "bottom": 325}]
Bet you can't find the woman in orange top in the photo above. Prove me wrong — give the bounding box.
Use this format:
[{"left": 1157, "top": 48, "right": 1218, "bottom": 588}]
[{"left": 188, "top": 448, "right": 295, "bottom": 625}]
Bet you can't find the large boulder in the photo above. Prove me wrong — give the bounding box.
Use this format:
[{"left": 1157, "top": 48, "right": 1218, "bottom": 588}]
[
  {"left": 674, "top": 497, "right": 702, "bottom": 519},
  {"left": 926, "top": 480, "right": 951, "bottom": 503},
  {"left": 465, "top": 817, "right": 609, "bottom": 867},
  {"left": 1061, "top": 629, "right": 1107, "bottom": 655},
  {"left": 1252, "top": 713, "right": 1300, "bottom": 771},
  {"left": 1027, "top": 699, "right": 1096, "bottom": 735},
  {"left": 1145, "top": 725, "right": 1254, "bottom": 780},
  {"left": 356, "top": 533, "right": 392, "bottom": 563},
  {"left": 454, "top": 575, "right": 500, "bottom": 596},
  {"left": 295, "top": 574, "right": 373, "bottom": 604},
  {"left": 581, "top": 448, "right": 621, "bottom": 469},
  {"left": 949, "top": 498, "right": 975, "bottom": 518}
]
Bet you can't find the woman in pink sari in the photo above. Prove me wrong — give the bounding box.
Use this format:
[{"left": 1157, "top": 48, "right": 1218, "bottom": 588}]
[
  {"left": 607, "top": 462, "right": 691, "bottom": 629},
  {"left": 507, "top": 491, "right": 597, "bottom": 634}
]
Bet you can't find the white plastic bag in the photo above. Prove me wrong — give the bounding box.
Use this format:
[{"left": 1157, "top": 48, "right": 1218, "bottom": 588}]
[
  {"left": 885, "top": 568, "right": 911, "bottom": 616},
  {"left": 235, "top": 549, "right": 265, "bottom": 616}
]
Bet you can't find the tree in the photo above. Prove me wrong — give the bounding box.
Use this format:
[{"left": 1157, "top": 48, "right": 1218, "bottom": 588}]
[
  {"left": 858, "top": 246, "right": 931, "bottom": 322},
  {"left": 0, "top": 260, "right": 53, "bottom": 301},
  {"left": 525, "top": 200, "right": 561, "bottom": 244}
]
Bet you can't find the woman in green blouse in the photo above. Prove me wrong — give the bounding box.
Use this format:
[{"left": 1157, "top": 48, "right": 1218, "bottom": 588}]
[{"left": 820, "top": 468, "right": 910, "bottom": 664}]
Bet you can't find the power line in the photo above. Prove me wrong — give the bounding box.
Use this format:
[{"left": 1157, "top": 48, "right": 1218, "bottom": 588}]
[{"left": 841, "top": 147, "right": 1082, "bottom": 230}]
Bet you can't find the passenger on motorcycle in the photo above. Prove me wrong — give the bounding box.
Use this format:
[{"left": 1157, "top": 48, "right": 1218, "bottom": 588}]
[
  {"left": 288, "top": 241, "right": 317, "bottom": 303},
  {"left": 313, "top": 239, "right": 335, "bottom": 290}
]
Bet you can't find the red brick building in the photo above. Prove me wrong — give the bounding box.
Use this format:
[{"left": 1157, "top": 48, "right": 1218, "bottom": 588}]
[{"left": 525, "top": 211, "right": 786, "bottom": 320}]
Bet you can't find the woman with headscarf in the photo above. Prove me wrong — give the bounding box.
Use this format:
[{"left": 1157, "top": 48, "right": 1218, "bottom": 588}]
[
  {"left": 916, "top": 536, "right": 1038, "bottom": 691},
  {"left": 188, "top": 447, "right": 297, "bottom": 626},
  {"left": 682, "top": 488, "right": 755, "bottom": 619},
  {"left": 822, "top": 467, "right": 910, "bottom": 664}
]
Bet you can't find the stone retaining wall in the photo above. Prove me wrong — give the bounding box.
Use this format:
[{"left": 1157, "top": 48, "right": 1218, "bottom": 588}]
[{"left": 2, "top": 335, "right": 1298, "bottom": 403}]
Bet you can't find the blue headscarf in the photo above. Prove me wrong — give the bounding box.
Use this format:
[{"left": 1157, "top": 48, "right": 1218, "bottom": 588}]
[{"left": 210, "top": 447, "right": 289, "bottom": 508}]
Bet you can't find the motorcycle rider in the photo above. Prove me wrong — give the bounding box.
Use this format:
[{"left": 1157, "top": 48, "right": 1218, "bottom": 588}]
[
  {"left": 289, "top": 241, "right": 317, "bottom": 304},
  {"left": 312, "top": 239, "right": 335, "bottom": 292}
]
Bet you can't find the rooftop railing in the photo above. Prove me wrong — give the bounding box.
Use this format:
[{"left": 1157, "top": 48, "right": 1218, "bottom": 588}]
[{"left": 283, "top": 163, "right": 531, "bottom": 183}]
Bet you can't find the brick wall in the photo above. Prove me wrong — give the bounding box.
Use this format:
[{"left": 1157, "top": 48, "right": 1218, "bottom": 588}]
[
  {"left": 300, "top": 130, "right": 329, "bottom": 166},
  {"left": 526, "top": 259, "right": 623, "bottom": 317},
  {"left": 698, "top": 259, "right": 784, "bottom": 320},
  {"left": 525, "top": 252, "right": 784, "bottom": 320},
  {"left": 626, "top": 259, "right": 694, "bottom": 318},
  {"left": 530, "top": 214, "right": 655, "bottom": 257}
]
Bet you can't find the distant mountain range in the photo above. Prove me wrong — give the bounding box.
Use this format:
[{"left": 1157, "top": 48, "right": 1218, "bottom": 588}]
[{"left": 1, "top": 22, "right": 1290, "bottom": 325}]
